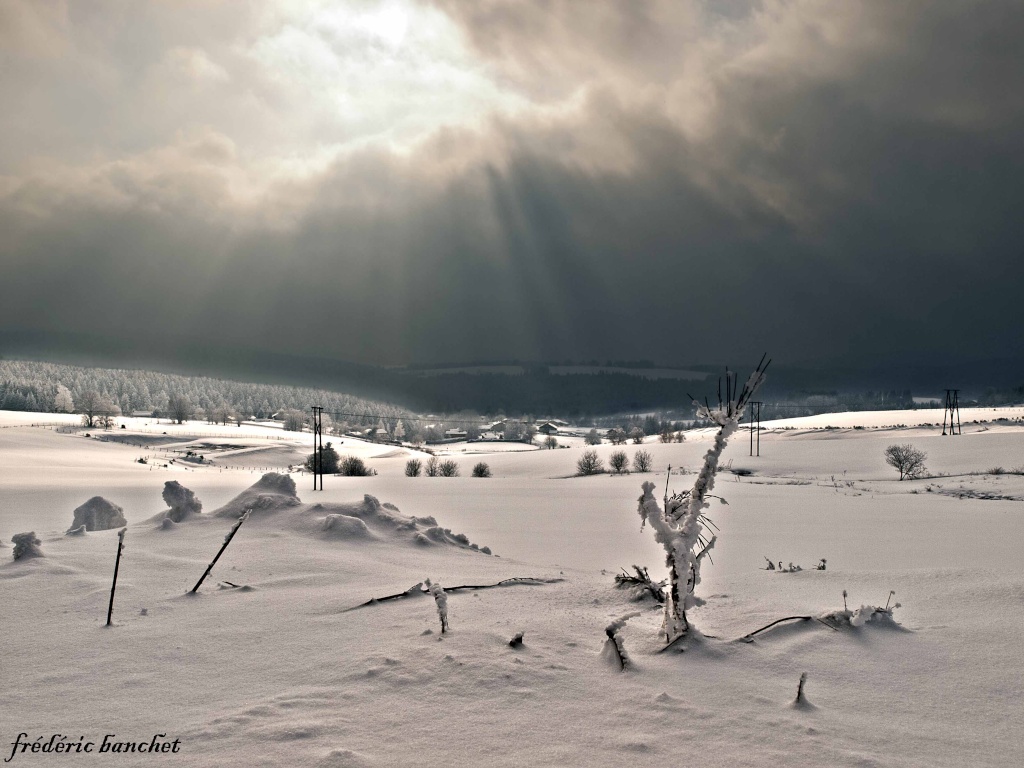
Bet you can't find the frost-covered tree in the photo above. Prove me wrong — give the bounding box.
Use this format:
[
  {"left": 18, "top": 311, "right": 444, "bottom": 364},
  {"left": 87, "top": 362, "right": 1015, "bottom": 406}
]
[
  {"left": 53, "top": 384, "right": 75, "bottom": 413},
  {"left": 637, "top": 358, "right": 769, "bottom": 645},
  {"left": 585, "top": 429, "right": 602, "bottom": 445},
  {"left": 77, "top": 390, "right": 117, "bottom": 428}
]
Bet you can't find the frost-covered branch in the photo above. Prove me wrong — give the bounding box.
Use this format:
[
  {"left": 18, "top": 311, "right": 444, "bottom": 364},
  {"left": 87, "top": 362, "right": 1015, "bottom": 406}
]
[{"left": 426, "top": 579, "right": 448, "bottom": 633}]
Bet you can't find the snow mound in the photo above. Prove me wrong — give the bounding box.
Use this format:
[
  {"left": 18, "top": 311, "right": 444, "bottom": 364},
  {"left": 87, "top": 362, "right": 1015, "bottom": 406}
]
[
  {"left": 66, "top": 525, "right": 87, "bottom": 536},
  {"left": 12, "top": 532, "right": 43, "bottom": 560},
  {"left": 213, "top": 473, "right": 301, "bottom": 518},
  {"left": 162, "top": 480, "right": 202, "bottom": 522},
  {"left": 68, "top": 496, "right": 127, "bottom": 532},
  {"left": 321, "top": 514, "right": 376, "bottom": 540}
]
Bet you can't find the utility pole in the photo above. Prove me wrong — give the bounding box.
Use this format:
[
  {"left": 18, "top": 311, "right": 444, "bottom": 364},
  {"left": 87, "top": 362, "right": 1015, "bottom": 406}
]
[
  {"left": 942, "top": 390, "right": 961, "bottom": 435},
  {"left": 749, "top": 401, "right": 762, "bottom": 456},
  {"left": 311, "top": 405, "right": 324, "bottom": 490}
]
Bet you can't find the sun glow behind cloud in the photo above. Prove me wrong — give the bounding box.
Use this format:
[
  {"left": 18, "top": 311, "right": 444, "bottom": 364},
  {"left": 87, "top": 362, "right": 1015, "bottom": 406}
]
[{"left": 246, "top": 0, "right": 526, "bottom": 161}]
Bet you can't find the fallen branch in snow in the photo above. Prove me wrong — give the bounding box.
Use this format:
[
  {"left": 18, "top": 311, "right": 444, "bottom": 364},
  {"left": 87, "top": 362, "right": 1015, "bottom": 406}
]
[
  {"left": 344, "top": 577, "right": 565, "bottom": 612},
  {"left": 739, "top": 615, "right": 815, "bottom": 641},
  {"left": 614, "top": 565, "right": 666, "bottom": 603}
]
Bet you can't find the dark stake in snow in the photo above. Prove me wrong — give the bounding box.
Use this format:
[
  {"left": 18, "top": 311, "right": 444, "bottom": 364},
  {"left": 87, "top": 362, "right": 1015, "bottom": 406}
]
[
  {"left": 191, "top": 509, "right": 251, "bottom": 593},
  {"left": 508, "top": 632, "right": 524, "bottom": 648},
  {"left": 795, "top": 672, "right": 809, "bottom": 705},
  {"left": 105, "top": 527, "right": 127, "bottom": 627}
]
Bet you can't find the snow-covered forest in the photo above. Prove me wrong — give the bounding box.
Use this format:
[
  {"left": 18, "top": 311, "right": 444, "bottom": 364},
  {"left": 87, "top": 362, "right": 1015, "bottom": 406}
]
[{"left": 0, "top": 360, "right": 407, "bottom": 423}]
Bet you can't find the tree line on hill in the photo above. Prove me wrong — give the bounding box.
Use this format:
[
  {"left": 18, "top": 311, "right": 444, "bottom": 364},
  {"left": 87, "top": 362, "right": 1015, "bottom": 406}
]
[{"left": 0, "top": 359, "right": 407, "bottom": 426}]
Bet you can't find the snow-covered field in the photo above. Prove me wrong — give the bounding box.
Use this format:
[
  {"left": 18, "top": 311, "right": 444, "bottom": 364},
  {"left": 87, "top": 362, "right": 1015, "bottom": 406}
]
[{"left": 2, "top": 409, "right": 1023, "bottom": 766}]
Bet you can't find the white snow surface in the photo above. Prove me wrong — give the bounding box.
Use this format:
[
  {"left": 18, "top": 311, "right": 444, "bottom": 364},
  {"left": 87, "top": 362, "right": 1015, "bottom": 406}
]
[{"left": 2, "top": 408, "right": 1024, "bottom": 766}]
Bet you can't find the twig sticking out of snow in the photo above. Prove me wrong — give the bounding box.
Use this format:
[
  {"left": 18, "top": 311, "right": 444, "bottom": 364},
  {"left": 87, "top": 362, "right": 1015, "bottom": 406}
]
[
  {"left": 603, "top": 612, "right": 641, "bottom": 671},
  {"left": 344, "top": 577, "right": 565, "bottom": 612},
  {"left": 426, "top": 579, "right": 448, "bottom": 633},
  {"left": 795, "top": 672, "right": 808, "bottom": 705}
]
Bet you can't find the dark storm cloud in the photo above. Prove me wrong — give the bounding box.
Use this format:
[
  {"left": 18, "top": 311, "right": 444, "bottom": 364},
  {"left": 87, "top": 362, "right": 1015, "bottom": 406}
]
[{"left": 1, "top": 0, "right": 1022, "bottom": 371}]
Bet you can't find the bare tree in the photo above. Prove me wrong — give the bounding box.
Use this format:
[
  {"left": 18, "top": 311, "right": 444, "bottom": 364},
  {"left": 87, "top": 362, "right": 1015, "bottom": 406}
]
[
  {"left": 77, "top": 390, "right": 117, "bottom": 428},
  {"left": 610, "top": 450, "right": 629, "bottom": 474},
  {"left": 167, "top": 394, "right": 194, "bottom": 424},
  {"left": 884, "top": 444, "right": 927, "bottom": 480},
  {"left": 633, "top": 450, "right": 653, "bottom": 473},
  {"left": 576, "top": 449, "right": 604, "bottom": 476}
]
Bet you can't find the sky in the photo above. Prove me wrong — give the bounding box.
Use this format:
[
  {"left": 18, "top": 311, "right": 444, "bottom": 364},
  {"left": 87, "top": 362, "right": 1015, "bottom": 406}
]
[{"left": 1, "top": 0, "right": 1022, "bottom": 373}]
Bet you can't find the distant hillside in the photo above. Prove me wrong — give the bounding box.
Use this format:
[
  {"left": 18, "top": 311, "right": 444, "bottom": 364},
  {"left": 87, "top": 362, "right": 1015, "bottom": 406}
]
[{"left": 0, "top": 359, "right": 408, "bottom": 424}]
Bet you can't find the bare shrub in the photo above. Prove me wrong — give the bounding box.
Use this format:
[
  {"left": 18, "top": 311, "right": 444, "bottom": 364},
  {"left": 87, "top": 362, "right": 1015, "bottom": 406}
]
[
  {"left": 610, "top": 450, "right": 629, "bottom": 474},
  {"left": 405, "top": 459, "right": 422, "bottom": 477},
  {"left": 339, "top": 456, "right": 375, "bottom": 476},
  {"left": 576, "top": 449, "right": 604, "bottom": 476},
  {"left": 884, "top": 444, "right": 927, "bottom": 480},
  {"left": 472, "top": 462, "right": 491, "bottom": 478},
  {"left": 438, "top": 459, "right": 460, "bottom": 477},
  {"left": 633, "top": 450, "right": 653, "bottom": 473},
  {"left": 425, "top": 456, "right": 440, "bottom": 477}
]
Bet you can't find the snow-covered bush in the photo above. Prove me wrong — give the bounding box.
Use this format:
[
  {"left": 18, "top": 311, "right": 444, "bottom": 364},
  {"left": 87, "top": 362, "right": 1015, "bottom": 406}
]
[
  {"left": 162, "top": 481, "right": 202, "bottom": 522},
  {"left": 472, "top": 462, "right": 491, "bottom": 478},
  {"left": 576, "top": 450, "right": 604, "bottom": 476},
  {"left": 405, "top": 459, "right": 422, "bottom": 477},
  {"left": 12, "top": 532, "right": 43, "bottom": 560},
  {"left": 636, "top": 359, "right": 769, "bottom": 644},
  {"left": 68, "top": 496, "right": 128, "bottom": 532}
]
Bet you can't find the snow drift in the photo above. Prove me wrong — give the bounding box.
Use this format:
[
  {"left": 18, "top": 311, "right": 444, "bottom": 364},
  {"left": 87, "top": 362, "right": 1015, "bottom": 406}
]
[
  {"left": 210, "top": 474, "right": 490, "bottom": 552},
  {"left": 68, "top": 496, "right": 127, "bottom": 532}
]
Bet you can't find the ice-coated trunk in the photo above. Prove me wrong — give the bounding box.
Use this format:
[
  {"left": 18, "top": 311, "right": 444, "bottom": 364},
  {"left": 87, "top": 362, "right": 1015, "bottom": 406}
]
[{"left": 637, "top": 359, "right": 768, "bottom": 644}]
